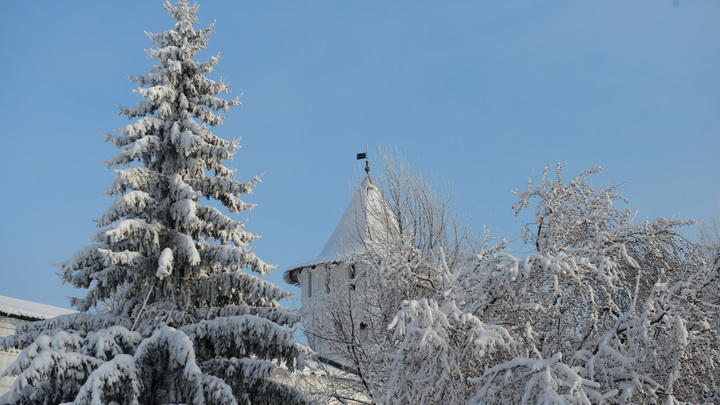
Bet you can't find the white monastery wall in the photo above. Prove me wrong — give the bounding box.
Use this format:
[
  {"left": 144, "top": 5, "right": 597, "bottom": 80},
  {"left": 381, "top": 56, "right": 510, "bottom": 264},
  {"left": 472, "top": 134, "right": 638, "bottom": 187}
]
[{"left": 0, "top": 316, "right": 27, "bottom": 395}]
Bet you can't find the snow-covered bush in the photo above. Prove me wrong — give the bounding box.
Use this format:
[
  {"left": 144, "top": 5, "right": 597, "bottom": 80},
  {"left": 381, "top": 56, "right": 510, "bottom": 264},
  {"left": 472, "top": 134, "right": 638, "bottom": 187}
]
[{"left": 0, "top": 2, "right": 308, "bottom": 404}]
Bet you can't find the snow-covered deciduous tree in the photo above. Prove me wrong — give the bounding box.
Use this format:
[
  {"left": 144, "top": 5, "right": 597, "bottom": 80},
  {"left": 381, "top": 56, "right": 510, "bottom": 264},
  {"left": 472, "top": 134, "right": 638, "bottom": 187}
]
[
  {"left": 465, "top": 163, "right": 716, "bottom": 404},
  {"left": 0, "top": 2, "right": 308, "bottom": 404},
  {"left": 371, "top": 146, "right": 475, "bottom": 272},
  {"left": 381, "top": 162, "right": 720, "bottom": 404}
]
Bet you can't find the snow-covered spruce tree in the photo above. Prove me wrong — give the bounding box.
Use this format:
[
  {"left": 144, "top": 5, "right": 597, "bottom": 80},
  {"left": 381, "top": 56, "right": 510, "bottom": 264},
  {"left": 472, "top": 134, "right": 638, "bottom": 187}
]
[{"left": 0, "top": 2, "right": 308, "bottom": 404}]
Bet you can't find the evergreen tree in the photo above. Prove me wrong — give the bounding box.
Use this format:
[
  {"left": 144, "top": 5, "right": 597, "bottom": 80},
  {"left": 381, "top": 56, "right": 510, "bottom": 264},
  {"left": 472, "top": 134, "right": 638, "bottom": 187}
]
[{"left": 0, "top": 1, "right": 308, "bottom": 404}]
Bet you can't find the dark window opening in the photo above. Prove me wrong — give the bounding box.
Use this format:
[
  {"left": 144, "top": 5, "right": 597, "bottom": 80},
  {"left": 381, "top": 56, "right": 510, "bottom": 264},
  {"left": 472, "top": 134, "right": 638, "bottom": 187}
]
[{"left": 325, "top": 267, "right": 330, "bottom": 293}]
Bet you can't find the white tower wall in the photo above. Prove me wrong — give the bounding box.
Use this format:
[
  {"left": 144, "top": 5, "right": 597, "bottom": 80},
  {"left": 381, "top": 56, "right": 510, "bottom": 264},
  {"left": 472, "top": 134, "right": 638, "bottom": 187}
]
[{"left": 284, "top": 174, "right": 399, "bottom": 368}]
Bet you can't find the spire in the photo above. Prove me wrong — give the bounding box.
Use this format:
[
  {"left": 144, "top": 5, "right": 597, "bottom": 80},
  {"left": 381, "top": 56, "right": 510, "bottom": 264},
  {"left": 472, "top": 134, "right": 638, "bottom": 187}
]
[
  {"left": 316, "top": 149, "right": 396, "bottom": 260},
  {"left": 283, "top": 151, "right": 399, "bottom": 286},
  {"left": 315, "top": 175, "right": 397, "bottom": 261}
]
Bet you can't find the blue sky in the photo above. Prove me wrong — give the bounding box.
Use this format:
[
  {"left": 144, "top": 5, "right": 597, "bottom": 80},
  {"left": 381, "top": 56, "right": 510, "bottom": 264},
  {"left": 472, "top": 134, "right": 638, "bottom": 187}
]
[{"left": 0, "top": 1, "right": 718, "bottom": 310}]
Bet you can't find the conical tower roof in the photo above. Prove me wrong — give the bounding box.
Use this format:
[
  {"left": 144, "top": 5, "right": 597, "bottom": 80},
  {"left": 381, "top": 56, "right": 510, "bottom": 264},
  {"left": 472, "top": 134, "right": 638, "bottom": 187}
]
[{"left": 284, "top": 174, "right": 399, "bottom": 286}]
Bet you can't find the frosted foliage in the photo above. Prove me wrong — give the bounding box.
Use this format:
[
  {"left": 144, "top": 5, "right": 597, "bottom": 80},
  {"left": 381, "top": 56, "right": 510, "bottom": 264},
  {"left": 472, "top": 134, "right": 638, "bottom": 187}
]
[
  {"left": 460, "top": 164, "right": 718, "bottom": 404},
  {"left": 0, "top": 1, "right": 308, "bottom": 404},
  {"left": 431, "top": 165, "right": 716, "bottom": 404}
]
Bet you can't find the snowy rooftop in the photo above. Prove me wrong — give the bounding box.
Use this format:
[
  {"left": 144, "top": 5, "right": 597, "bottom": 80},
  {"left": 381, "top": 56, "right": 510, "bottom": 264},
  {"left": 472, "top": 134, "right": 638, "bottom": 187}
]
[
  {"left": 0, "top": 295, "right": 75, "bottom": 321},
  {"left": 284, "top": 174, "right": 399, "bottom": 285}
]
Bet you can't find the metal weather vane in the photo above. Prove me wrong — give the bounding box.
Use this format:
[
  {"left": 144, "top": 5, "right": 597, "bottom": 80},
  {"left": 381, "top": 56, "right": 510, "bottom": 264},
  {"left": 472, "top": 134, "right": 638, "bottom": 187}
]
[{"left": 357, "top": 146, "right": 370, "bottom": 175}]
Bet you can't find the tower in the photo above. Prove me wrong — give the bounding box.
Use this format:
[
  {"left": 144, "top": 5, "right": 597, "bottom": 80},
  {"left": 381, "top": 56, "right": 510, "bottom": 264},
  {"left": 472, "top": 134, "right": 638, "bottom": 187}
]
[{"left": 284, "top": 166, "right": 399, "bottom": 367}]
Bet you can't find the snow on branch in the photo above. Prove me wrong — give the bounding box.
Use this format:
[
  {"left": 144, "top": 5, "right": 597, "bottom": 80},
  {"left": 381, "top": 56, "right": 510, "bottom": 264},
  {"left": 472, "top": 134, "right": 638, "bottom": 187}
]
[
  {"left": 179, "top": 316, "right": 306, "bottom": 370},
  {"left": 472, "top": 352, "right": 604, "bottom": 405}
]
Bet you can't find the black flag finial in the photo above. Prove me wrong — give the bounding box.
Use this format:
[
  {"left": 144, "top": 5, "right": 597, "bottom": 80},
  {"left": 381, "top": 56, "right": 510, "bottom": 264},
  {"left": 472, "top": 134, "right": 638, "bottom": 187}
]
[{"left": 356, "top": 146, "right": 370, "bottom": 175}]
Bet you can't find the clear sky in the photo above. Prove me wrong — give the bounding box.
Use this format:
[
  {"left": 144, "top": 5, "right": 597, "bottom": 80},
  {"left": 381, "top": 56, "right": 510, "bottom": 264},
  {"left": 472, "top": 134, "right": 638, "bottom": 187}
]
[{"left": 0, "top": 1, "right": 718, "bottom": 310}]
